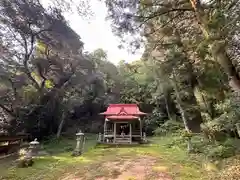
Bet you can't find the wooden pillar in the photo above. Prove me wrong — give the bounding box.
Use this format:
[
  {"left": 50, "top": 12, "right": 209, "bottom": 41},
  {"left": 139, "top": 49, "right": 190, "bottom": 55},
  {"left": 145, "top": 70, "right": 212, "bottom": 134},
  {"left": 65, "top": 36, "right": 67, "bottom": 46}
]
[
  {"left": 113, "top": 122, "right": 116, "bottom": 143},
  {"left": 139, "top": 118, "right": 142, "bottom": 139},
  {"left": 130, "top": 123, "right": 132, "bottom": 144},
  {"left": 104, "top": 119, "right": 107, "bottom": 142}
]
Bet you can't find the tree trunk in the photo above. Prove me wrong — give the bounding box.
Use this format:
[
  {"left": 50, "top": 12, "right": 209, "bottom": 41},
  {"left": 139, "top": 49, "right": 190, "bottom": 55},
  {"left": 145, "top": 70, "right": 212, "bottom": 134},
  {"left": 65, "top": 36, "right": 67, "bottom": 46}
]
[
  {"left": 172, "top": 71, "right": 194, "bottom": 152},
  {"left": 172, "top": 68, "right": 202, "bottom": 133},
  {"left": 56, "top": 111, "right": 66, "bottom": 139},
  {"left": 189, "top": 0, "right": 240, "bottom": 91},
  {"left": 164, "top": 94, "right": 172, "bottom": 121},
  {"left": 211, "top": 41, "right": 240, "bottom": 91},
  {"left": 171, "top": 72, "right": 190, "bottom": 132},
  {"left": 159, "top": 81, "right": 174, "bottom": 121},
  {"left": 194, "top": 87, "right": 210, "bottom": 118}
]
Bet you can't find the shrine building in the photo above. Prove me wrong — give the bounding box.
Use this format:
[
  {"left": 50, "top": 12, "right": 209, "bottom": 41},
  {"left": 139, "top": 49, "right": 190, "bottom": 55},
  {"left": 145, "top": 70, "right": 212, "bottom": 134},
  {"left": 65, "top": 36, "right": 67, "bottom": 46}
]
[{"left": 99, "top": 104, "right": 146, "bottom": 144}]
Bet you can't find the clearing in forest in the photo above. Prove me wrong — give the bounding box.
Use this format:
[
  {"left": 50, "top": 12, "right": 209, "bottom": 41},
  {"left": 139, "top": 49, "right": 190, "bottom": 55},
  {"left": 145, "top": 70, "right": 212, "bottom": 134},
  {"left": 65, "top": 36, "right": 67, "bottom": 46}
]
[
  {"left": 0, "top": 136, "right": 223, "bottom": 180},
  {"left": 62, "top": 154, "right": 172, "bottom": 180}
]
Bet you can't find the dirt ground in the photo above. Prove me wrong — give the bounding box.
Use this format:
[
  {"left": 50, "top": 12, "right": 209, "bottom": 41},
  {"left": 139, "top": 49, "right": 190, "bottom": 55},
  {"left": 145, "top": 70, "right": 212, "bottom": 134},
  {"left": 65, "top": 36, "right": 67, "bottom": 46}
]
[{"left": 62, "top": 155, "right": 172, "bottom": 180}]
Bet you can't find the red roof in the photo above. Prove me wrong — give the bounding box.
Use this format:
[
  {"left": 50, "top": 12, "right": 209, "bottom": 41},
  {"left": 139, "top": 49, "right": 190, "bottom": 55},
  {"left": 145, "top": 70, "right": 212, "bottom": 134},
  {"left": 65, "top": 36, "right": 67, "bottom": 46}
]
[{"left": 100, "top": 104, "right": 146, "bottom": 118}]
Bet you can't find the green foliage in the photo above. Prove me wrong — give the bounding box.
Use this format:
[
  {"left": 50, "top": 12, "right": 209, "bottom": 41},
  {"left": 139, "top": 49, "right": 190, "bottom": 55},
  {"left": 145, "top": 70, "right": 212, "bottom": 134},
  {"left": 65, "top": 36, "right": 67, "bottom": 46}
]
[
  {"left": 162, "top": 135, "right": 186, "bottom": 149},
  {"left": 118, "top": 60, "right": 154, "bottom": 104},
  {"left": 203, "top": 144, "right": 236, "bottom": 160},
  {"left": 0, "top": 0, "right": 114, "bottom": 138},
  {"left": 191, "top": 136, "right": 239, "bottom": 160},
  {"left": 45, "top": 80, "right": 54, "bottom": 89},
  {"left": 105, "top": 0, "right": 240, "bottom": 136},
  {"left": 153, "top": 120, "right": 184, "bottom": 136},
  {"left": 1, "top": 1, "right": 240, "bottom": 170},
  {"left": 201, "top": 93, "right": 240, "bottom": 143},
  {"left": 159, "top": 131, "right": 239, "bottom": 161}
]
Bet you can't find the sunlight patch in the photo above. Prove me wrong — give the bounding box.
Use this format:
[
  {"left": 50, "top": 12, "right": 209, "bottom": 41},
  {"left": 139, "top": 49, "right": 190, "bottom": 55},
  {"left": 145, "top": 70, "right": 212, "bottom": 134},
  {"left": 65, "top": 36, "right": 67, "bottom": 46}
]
[
  {"left": 50, "top": 155, "right": 91, "bottom": 163},
  {"left": 203, "top": 162, "right": 219, "bottom": 172},
  {"left": 152, "top": 165, "right": 169, "bottom": 172}
]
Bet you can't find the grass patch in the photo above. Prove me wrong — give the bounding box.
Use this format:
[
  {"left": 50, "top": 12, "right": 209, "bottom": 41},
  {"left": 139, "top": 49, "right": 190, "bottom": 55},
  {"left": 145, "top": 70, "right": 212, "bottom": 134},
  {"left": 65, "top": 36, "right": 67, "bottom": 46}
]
[
  {"left": 0, "top": 134, "right": 97, "bottom": 180},
  {"left": 0, "top": 135, "right": 221, "bottom": 180}
]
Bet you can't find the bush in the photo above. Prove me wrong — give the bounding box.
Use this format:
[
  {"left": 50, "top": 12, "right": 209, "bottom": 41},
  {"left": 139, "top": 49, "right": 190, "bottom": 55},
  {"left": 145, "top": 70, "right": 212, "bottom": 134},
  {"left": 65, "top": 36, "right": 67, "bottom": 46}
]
[
  {"left": 205, "top": 145, "right": 235, "bottom": 159},
  {"left": 163, "top": 135, "right": 186, "bottom": 148},
  {"left": 153, "top": 120, "right": 184, "bottom": 136},
  {"left": 191, "top": 135, "right": 209, "bottom": 153},
  {"left": 164, "top": 133, "right": 237, "bottom": 160},
  {"left": 191, "top": 137, "right": 237, "bottom": 160}
]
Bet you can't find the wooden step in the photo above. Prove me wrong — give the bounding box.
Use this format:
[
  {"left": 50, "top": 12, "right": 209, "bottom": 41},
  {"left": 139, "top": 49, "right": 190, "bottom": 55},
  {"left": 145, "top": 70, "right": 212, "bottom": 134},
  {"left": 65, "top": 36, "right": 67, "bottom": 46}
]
[
  {"left": 116, "top": 141, "right": 130, "bottom": 143},
  {"left": 116, "top": 142, "right": 131, "bottom": 144},
  {"left": 115, "top": 138, "right": 131, "bottom": 144},
  {"left": 116, "top": 139, "right": 130, "bottom": 141}
]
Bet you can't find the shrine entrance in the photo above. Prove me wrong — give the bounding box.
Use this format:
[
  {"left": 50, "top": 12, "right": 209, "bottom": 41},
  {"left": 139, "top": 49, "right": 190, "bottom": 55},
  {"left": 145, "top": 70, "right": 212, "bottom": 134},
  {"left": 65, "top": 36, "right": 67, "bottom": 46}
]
[{"left": 117, "top": 123, "right": 130, "bottom": 136}]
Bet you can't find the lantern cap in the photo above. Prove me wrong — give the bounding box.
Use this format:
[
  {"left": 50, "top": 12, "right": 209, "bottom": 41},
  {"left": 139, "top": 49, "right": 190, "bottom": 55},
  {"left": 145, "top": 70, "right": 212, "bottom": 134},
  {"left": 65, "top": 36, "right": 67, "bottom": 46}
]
[
  {"left": 76, "top": 130, "right": 84, "bottom": 136},
  {"left": 30, "top": 138, "right": 39, "bottom": 145}
]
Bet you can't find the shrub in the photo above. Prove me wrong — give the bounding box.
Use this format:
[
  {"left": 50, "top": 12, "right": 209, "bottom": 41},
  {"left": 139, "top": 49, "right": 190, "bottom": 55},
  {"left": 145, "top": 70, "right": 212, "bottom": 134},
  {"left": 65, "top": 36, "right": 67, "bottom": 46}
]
[
  {"left": 191, "top": 135, "right": 209, "bottom": 153},
  {"left": 190, "top": 135, "right": 236, "bottom": 159},
  {"left": 163, "top": 135, "right": 186, "bottom": 148},
  {"left": 205, "top": 144, "right": 235, "bottom": 159},
  {"left": 193, "top": 138, "right": 237, "bottom": 160},
  {"left": 153, "top": 120, "right": 184, "bottom": 136},
  {"left": 166, "top": 133, "right": 237, "bottom": 160}
]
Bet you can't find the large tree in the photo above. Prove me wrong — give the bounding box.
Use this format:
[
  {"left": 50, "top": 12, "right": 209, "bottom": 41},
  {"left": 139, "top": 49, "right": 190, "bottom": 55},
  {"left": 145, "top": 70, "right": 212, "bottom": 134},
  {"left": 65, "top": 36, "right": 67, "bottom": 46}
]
[
  {"left": 0, "top": 0, "right": 103, "bottom": 137},
  {"left": 105, "top": 0, "right": 240, "bottom": 91}
]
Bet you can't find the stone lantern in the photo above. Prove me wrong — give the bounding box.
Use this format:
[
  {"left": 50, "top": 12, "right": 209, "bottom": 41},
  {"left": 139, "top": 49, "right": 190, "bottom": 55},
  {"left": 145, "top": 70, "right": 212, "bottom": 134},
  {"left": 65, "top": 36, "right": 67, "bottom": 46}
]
[
  {"left": 72, "top": 130, "right": 85, "bottom": 156},
  {"left": 29, "top": 138, "right": 40, "bottom": 157},
  {"left": 143, "top": 132, "right": 147, "bottom": 142},
  {"left": 16, "top": 138, "right": 39, "bottom": 168},
  {"left": 97, "top": 132, "right": 102, "bottom": 142}
]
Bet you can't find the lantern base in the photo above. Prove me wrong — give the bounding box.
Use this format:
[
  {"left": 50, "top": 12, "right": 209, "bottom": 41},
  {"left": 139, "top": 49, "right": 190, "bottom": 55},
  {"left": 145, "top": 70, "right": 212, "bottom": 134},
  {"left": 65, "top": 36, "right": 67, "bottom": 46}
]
[
  {"left": 71, "top": 150, "right": 82, "bottom": 157},
  {"left": 16, "top": 157, "right": 34, "bottom": 168}
]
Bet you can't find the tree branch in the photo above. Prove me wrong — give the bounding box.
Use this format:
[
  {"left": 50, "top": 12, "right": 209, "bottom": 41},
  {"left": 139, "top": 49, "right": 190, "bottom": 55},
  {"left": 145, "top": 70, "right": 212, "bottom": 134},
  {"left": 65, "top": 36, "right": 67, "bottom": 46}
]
[
  {"left": 0, "top": 103, "right": 15, "bottom": 117},
  {"left": 132, "top": 7, "right": 193, "bottom": 20},
  {"left": 19, "top": 31, "right": 41, "bottom": 92}
]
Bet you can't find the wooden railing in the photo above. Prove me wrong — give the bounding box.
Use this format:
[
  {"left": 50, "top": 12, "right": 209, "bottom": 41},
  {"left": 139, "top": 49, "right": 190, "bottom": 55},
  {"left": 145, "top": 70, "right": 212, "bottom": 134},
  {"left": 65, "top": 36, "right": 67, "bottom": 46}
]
[
  {"left": 104, "top": 130, "right": 141, "bottom": 136},
  {"left": 0, "top": 135, "right": 28, "bottom": 155},
  {"left": 104, "top": 130, "right": 113, "bottom": 135},
  {"left": 132, "top": 130, "right": 140, "bottom": 135}
]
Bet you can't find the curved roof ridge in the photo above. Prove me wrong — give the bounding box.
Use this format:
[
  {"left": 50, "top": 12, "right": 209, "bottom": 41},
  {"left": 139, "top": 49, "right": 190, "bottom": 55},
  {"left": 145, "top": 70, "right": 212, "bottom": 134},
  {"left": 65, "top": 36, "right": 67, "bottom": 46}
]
[{"left": 99, "top": 103, "right": 146, "bottom": 116}]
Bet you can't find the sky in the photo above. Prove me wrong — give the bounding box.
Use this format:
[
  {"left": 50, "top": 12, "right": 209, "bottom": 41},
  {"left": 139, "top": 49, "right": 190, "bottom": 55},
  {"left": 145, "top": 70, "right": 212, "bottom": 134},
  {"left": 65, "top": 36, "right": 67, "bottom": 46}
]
[{"left": 44, "top": 0, "right": 143, "bottom": 64}]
